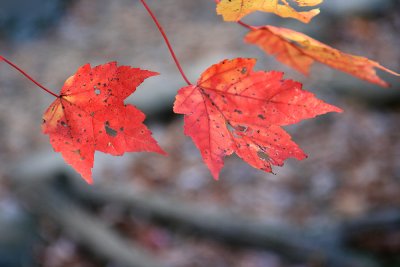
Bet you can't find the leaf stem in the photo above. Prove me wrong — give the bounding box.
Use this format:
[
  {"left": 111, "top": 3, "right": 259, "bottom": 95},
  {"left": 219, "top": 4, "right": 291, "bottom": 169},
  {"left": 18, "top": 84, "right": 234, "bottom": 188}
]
[
  {"left": 139, "top": 0, "right": 192, "bottom": 86},
  {"left": 237, "top": 20, "right": 258, "bottom": 31},
  {"left": 1, "top": 56, "right": 59, "bottom": 98}
]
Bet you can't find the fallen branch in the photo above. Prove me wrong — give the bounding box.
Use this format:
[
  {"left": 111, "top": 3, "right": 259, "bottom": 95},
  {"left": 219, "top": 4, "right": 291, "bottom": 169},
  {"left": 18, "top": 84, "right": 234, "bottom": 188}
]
[
  {"left": 11, "top": 173, "right": 165, "bottom": 267},
  {"left": 68, "top": 174, "right": 378, "bottom": 267}
]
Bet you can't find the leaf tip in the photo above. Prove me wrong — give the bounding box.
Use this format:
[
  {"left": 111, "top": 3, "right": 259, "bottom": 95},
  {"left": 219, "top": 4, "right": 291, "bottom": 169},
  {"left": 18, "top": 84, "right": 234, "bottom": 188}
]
[
  {"left": 211, "top": 171, "right": 220, "bottom": 181},
  {"left": 146, "top": 70, "right": 160, "bottom": 78},
  {"left": 156, "top": 147, "right": 168, "bottom": 156},
  {"left": 301, "top": 8, "right": 321, "bottom": 23},
  {"left": 318, "top": 102, "right": 343, "bottom": 115},
  {"left": 375, "top": 64, "right": 400, "bottom": 87},
  {"left": 83, "top": 175, "right": 93, "bottom": 185},
  {"left": 327, "top": 104, "right": 343, "bottom": 114}
]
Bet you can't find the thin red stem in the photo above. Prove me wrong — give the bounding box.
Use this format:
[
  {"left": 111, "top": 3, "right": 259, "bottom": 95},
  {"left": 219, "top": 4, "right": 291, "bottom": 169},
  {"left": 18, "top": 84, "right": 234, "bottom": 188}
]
[
  {"left": 1, "top": 56, "right": 59, "bottom": 98},
  {"left": 139, "top": 0, "right": 192, "bottom": 86},
  {"left": 237, "top": 20, "right": 258, "bottom": 31}
]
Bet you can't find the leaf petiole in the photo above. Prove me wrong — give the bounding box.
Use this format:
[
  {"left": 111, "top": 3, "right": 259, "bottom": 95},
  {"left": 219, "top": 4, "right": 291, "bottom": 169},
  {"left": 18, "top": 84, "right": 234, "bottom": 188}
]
[
  {"left": 139, "top": 0, "right": 192, "bottom": 86},
  {"left": 0, "top": 56, "right": 59, "bottom": 98},
  {"left": 237, "top": 20, "right": 258, "bottom": 30}
]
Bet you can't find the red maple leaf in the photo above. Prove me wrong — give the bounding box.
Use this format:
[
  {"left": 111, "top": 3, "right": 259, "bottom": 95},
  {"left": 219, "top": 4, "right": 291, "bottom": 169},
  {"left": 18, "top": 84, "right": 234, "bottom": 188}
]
[
  {"left": 174, "top": 58, "right": 342, "bottom": 179},
  {"left": 42, "top": 62, "right": 166, "bottom": 183}
]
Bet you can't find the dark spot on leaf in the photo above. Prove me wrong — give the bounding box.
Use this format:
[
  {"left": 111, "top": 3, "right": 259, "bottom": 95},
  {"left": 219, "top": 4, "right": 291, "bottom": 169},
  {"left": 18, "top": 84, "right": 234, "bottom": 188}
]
[{"left": 236, "top": 125, "right": 247, "bottom": 132}]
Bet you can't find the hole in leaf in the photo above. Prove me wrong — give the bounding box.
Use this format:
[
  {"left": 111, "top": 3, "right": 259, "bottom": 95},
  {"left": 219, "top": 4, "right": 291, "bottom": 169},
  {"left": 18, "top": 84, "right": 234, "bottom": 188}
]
[
  {"left": 105, "top": 122, "right": 118, "bottom": 137},
  {"left": 226, "top": 122, "right": 235, "bottom": 132},
  {"left": 257, "top": 151, "right": 270, "bottom": 162}
]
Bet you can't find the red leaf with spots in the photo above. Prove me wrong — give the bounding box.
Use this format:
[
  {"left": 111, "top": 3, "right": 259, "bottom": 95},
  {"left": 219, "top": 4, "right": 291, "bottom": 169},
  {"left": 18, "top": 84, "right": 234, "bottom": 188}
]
[
  {"left": 174, "top": 58, "right": 341, "bottom": 179},
  {"left": 42, "top": 62, "right": 165, "bottom": 183}
]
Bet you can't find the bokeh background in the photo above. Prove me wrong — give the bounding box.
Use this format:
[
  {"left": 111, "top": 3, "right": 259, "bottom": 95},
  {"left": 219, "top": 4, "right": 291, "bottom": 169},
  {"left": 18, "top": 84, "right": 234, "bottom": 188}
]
[{"left": 0, "top": 0, "right": 400, "bottom": 266}]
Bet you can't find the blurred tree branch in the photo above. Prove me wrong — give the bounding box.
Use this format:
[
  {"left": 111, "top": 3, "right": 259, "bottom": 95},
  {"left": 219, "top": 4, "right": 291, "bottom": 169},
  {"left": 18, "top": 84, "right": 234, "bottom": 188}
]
[
  {"left": 11, "top": 173, "right": 165, "bottom": 267},
  {"left": 66, "top": 174, "right": 378, "bottom": 267},
  {"left": 8, "top": 161, "right": 392, "bottom": 267}
]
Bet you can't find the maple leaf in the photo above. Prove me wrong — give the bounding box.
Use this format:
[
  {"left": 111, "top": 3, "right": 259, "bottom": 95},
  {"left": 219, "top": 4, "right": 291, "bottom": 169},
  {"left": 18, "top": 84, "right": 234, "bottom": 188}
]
[
  {"left": 42, "top": 62, "right": 165, "bottom": 183},
  {"left": 174, "top": 58, "right": 341, "bottom": 179},
  {"left": 245, "top": 25, "right": 400, "bottom": 87},
  {"left": 216, "top": 0, "right": 322, "bottom": 23}
]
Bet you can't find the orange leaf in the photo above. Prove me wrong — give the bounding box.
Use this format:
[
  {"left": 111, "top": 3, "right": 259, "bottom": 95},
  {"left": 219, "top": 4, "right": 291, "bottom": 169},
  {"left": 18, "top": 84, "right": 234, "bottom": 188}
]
[
  {"left": 42, "top": 62, "right": 166, "bottom": 183},
  {"left": 245, "top": 25, "right": 400, "bottom": 87},
  {"left": 216, "top": 0, "right": 322, "bottom": 23},
  {"left": 174, "top": 58, "right": 341, "bottom": 179}
]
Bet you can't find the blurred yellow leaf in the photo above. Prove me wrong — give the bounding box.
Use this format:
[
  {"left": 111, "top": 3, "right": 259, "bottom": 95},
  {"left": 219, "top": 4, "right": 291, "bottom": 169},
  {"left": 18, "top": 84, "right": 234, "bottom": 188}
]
[{"left": 216, "top": 0, "right": 322, "bottom": 23}]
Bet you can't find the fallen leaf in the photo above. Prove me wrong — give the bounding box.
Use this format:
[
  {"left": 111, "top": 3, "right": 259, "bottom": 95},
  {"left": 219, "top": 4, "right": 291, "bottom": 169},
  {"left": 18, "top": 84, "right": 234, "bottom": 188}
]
[
  {"left": 245, "top": 25, "right": 400, "bottom": 87},
  {"left": 216, "top": 0, "right": 322, "bottom": 23},
  {"left": 174, "top": 58, "right": 341, "bottom": 179},
  {"left": 42, "top": 62, "right": 165, "bottom": 183}
]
